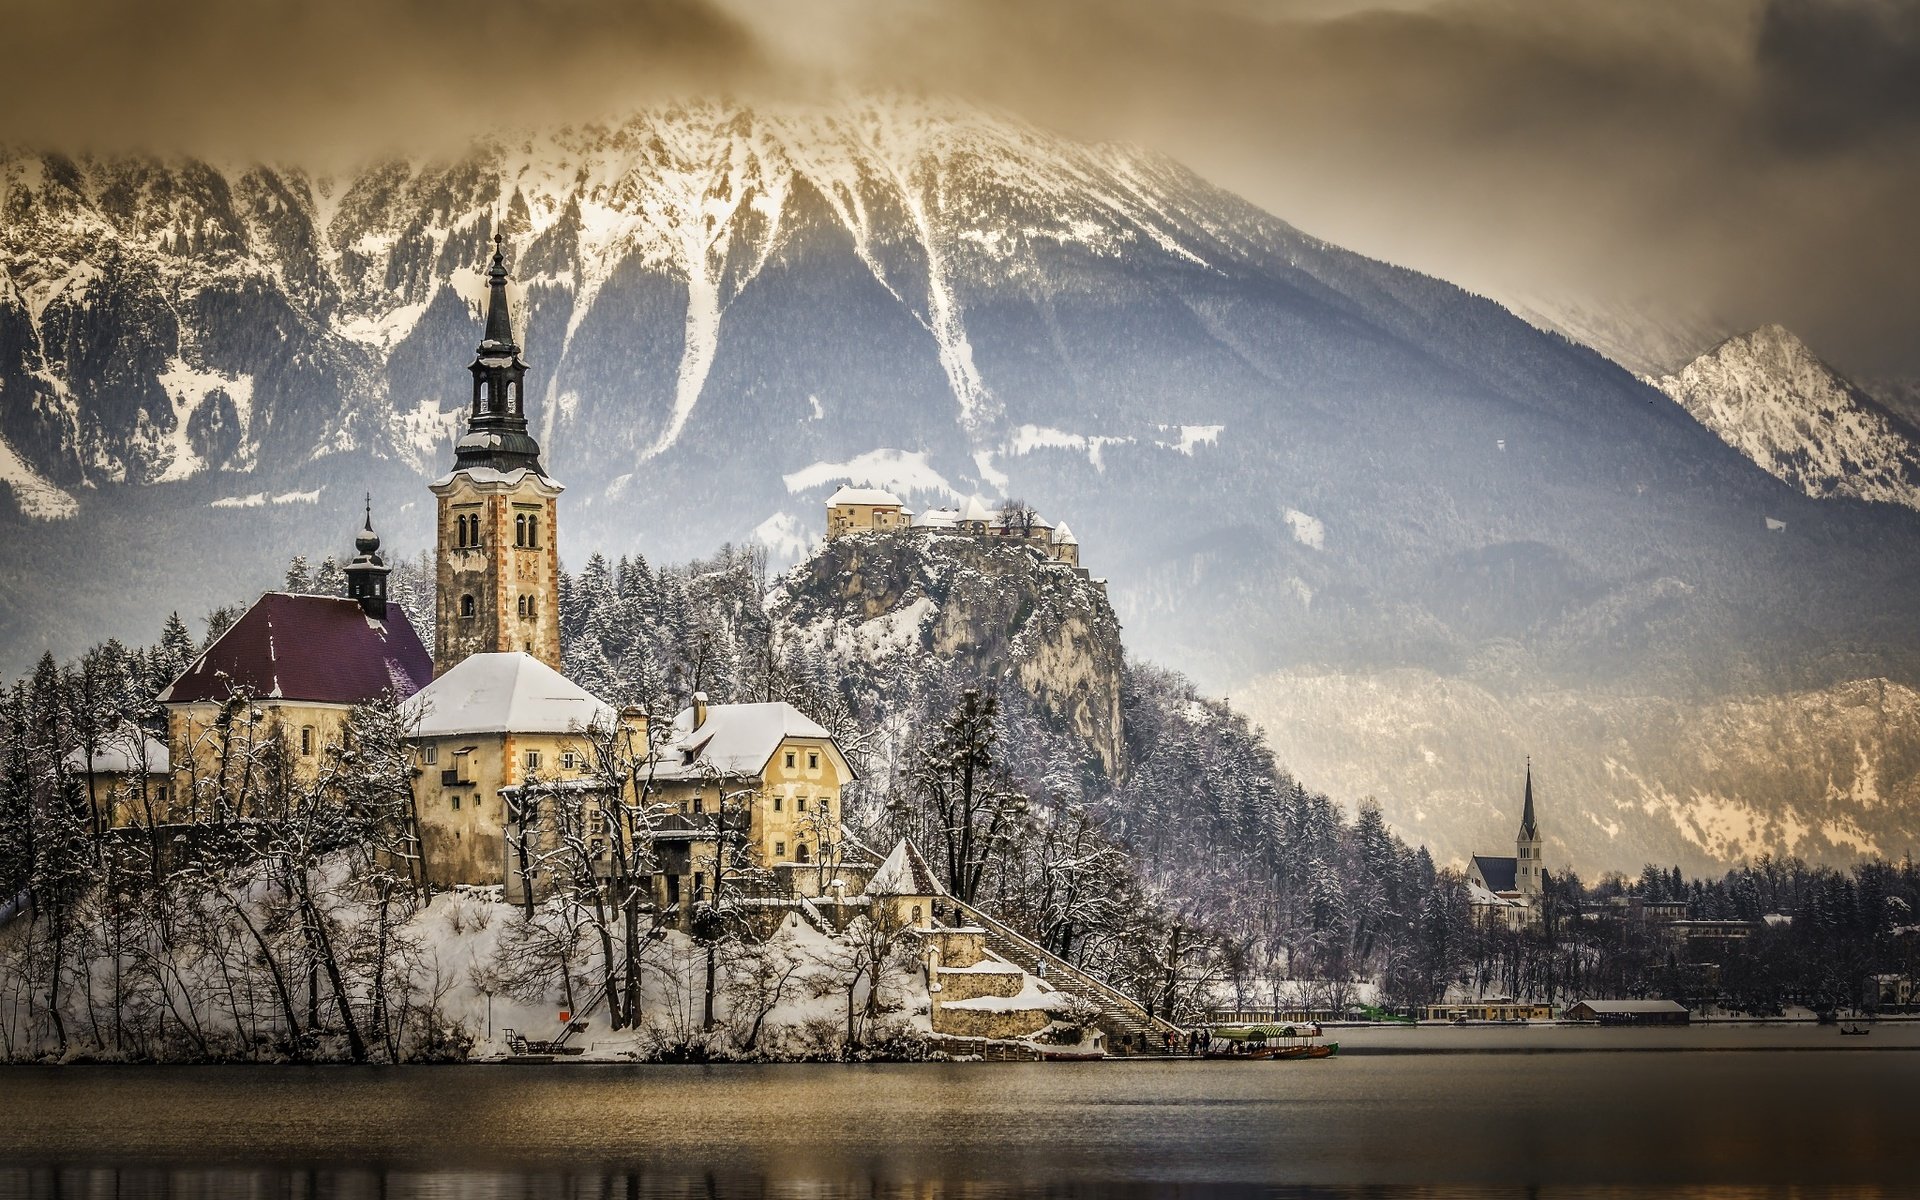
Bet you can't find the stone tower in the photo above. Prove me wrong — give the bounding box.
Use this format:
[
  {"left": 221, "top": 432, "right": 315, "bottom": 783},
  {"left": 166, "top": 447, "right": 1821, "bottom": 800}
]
[
  {"left": 1515, "top": 758, "right": 1543, "bottom": 898},
  {"left": 431, "top": 237, "right": 564, "bottom": 676}
]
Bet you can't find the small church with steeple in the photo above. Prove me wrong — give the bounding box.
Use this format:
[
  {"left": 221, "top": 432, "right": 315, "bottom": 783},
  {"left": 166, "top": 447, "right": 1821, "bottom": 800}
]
[{"left": 1466, "top": 761, "right": 1547, "bottom": 927}]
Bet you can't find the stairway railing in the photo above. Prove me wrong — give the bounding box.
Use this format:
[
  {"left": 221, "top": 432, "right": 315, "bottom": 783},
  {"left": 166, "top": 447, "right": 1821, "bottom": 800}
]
[{"left": 947, "top": 896, "right": 1184, "bottom": 1040}]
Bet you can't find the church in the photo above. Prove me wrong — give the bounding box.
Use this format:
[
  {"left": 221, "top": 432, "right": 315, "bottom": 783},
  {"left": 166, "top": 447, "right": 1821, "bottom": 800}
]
[
  {"left": 1465, "top": 762, "right": 1546, "bottom": 928},
  {"left": 389, "top": 238, "right": 863, "bottom": 917},
  {"left": 148, "top": 237, "right": 869, "bottom": 921}
]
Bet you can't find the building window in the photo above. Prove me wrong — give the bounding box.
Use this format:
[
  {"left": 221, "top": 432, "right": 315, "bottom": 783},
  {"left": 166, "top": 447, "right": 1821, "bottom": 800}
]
[
  {"left": 775, "top": 840, "right": 786, "bottom": 858},
  {"left": 156, "top": 785, "right": 170, "bottom": 805},
  {"left": 515, "top": 514, "right": 527, "bottom": 547},
  {"left": 561, "top": 750, "right": 581, "bottom": 771},
  {"left": 529, "top": 514, "right": 539, "bottom": 547},
  {"left": 796, "top": 796, "right": 807, "bottom": 812},
  {"left": 773, "top": 795, "right": 782, "bottom": 812},
  {"left": 450, "top": 795, "right": 461, "bottom": 811},
  {"left": 460, "top": 594, "right": 476, "bottom": 619},
  {"left": 300, "top": 726, "right": 314, "bottom": 756},
  {"left": 808, "top": 752, "right": 819, "bottom": 770},
  {"left": 524, "top": 749, "right": 542, "bottom": 771},
  {"left": 693, "top": 872, "right": 706, "bottom": 901},
  {"left": 785, "top": 751, "right": 796, "bottom": 769},
  {"left": 693, "top": 795, "right": 705, "bottom": 814},
  {"left": 795, "top": 843, "right": 810, "bottom": 864}
]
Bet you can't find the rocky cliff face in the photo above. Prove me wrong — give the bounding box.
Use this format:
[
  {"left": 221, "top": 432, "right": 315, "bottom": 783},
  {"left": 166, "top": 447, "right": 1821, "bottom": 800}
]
[
  {"left": 771, "top": 531, "right": 1125, "bottom": 777},
  {"left": 1650, "top": 325, "right": 1920, "bottom": 513}
]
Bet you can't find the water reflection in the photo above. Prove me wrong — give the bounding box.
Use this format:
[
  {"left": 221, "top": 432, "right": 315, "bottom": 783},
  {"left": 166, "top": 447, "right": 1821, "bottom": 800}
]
[
  {"left": 3, "top": 1039, "right": 1917, "bottom": 1199},
  {"left": 1, "top": 1172, "right": 1908, "bottom": 1200}
]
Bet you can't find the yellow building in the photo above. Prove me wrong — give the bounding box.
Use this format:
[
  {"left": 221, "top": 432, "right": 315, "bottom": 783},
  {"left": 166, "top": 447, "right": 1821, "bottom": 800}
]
[
  {"left": 642, "top": 696, "right": 856, "bottom": 911},
  {"left": 62, "top": 726, "right": 171, "bottom": 829},
  {"left": 154, "top": 513, "right": 433, "bottom": 821},
  {"left": 400, "top": 651, "right": 629, "bottom": 893},
  {"left": 824, "top": 486, "right": 909, "bottom": 539}
]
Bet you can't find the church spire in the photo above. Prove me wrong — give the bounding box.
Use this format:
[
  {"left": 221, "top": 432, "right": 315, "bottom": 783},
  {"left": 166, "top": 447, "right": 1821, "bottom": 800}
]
[
  {"left": 454, "top": 234, "right": 545, "bottom": 475},
  {"left": 482, "top": 234, "right": 518, "bottom": 352},
  {"left": 1519, "top": 756, "right": 1538, "bottom": 840}
]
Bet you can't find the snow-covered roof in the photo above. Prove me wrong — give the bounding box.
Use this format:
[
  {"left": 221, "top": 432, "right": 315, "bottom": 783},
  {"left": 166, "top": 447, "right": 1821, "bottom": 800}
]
[
  {"left": 62, "top": 726, "right": 170, "bottom": 776},
  {"left": 865, "top": 838, "right": 942, "bottom": 898},
  {"left": 649, "top": 701, "right": 849, "bottom": 782},
  {"left": 914, "top": 508, "right": 960, "bottom": 529},
  {"left": 430, "top": 465, "right": 564, "bottom": 492},
  {"left": 1467, "top": 881, "right": 1518, "bottom": 908},
  {"left": 1051, "top": 522, "right": 1078, "bottom": 545},
  {"left": 1569, "top": 999, "right": 1689, "bottom": 1014},
  {"left": 959, "top": 496, "right": 994, "bottom": 523},
  {"left": 400, "top": 653, "right": 616, "bottom": 737},
  {"left": 826, "top": 485, "right": 903, "bottom": 508}
]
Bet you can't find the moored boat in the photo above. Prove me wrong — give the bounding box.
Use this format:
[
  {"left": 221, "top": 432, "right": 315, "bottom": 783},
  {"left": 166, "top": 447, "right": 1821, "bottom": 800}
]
[{"left": 1205, "top": 1022, "right": 1339, "bottom": 1060}]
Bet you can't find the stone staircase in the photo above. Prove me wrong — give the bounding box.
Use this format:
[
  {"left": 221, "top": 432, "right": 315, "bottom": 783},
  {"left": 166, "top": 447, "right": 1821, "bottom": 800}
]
[{"left": 947, "top": 898, "right": 1186, "bottom": 1055}]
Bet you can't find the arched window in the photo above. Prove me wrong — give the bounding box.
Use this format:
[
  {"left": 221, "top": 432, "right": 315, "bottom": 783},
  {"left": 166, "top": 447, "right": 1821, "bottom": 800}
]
[
  {"left": 460, "top": 594, "right": 476, "bottom": 618},
  {"left": 507, "top": 381, "right": 518, "bottom": 412},
  {"left": 528, "top": 514, "right": 540, "bottom": 548},
  {"left": 515, "top": 514, "right": 527, "bottom": 547},
  {"left": 794, "top": 843, "right": 811, "bottom": 864},
  {"left": 516, "top": 596, "right": 527, "bottom": 618}
]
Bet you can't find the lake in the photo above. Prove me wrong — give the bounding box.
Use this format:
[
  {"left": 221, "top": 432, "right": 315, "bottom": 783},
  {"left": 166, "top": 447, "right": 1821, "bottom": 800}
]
[{"left": 2, "top": 1025, "right": 1916, "bottom": 1198}]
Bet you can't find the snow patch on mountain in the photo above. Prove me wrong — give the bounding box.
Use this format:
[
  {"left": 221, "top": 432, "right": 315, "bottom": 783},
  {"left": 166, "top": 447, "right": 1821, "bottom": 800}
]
[
  {"left": 1007, "top": 425, "right": 1135, "bottom": 471},
  {"left": 210, "top": 487, "right": 323, "bottom": 509},
  {"left": 752, "top": 511, "right": 813, "bottom": 561},
  {"left": 782, "top": 449, "right": 956, "bottom": 499},
  {"left": 1157, "top": 424, "right": 1223, "bottom": 454},
  {"left": 1284, "top": 508, "right": 1325, "bottom": 550},
  {"left": 1651, "top": 325, "right": 1920, "bottom": 512},
  {"left": 0, "top": 432, "right": 77, "bottom": 519},
  {"left": 152, "top": 360, "right": 256, "bottom": 482}
]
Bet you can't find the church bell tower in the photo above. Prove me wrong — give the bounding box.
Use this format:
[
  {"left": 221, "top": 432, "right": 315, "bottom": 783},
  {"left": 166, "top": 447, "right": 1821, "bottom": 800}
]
[
  {"left": 431, "top": 236, "right": 564, "bottom": 676},
  {"left": 1515, "top": 758, "right": 1543, "bottom": 898}
]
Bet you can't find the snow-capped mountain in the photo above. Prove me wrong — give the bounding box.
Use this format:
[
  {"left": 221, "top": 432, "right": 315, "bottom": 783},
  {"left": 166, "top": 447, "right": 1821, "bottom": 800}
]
[
  {"left": 1650, "top": 325, "right": 1920, "bottom": 513},
  {"left": 5, "top": 97, "right": 1920, "bottom": 870}
]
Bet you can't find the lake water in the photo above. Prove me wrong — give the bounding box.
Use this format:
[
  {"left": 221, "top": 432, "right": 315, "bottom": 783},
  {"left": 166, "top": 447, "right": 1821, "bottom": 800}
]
[{"left": 2, "top": 1025, "right": 1916, "bottom": 1198}]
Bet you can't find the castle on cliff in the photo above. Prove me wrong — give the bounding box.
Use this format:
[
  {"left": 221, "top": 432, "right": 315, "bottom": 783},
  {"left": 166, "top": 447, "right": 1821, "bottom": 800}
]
[{"left": 824, "top": 486, "right": 1081, "bottom": 569}]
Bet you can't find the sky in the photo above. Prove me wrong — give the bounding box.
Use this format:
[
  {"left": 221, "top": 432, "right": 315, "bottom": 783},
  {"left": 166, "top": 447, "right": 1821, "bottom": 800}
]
[{"left": 3, "top": 0, "right": 1916, "bottom": 375}]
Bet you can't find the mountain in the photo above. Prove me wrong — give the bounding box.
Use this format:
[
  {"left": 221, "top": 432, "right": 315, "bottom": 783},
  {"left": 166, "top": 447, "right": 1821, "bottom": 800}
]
[
  {"left": 4, "top": 97, "right": 1920, "bottom": 872},
  {"left": 1650, "top": 325, "right": 1920, "bottom": 513}
]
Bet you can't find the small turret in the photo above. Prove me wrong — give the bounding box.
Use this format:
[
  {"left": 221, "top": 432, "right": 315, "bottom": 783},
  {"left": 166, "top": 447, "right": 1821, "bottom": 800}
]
[{"left": 344, "top": 495, "right": 392, "bottom": 618}]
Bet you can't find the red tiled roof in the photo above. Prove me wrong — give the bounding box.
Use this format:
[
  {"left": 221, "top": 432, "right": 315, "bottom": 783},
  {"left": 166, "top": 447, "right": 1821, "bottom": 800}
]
[{"left": 158, "top": 593, "right": 433, "bottom": 707}]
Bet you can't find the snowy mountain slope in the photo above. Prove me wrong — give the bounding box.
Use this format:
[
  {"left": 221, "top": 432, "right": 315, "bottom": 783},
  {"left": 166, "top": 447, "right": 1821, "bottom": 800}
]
[
  {"left": 1242, "top": 668, "right": 1920, "bottom": 876},
  {"left": 1650, "top": 325, "right": 1920, "bottom": 512},
  {"left": 4, "top": 97, "right": 1920, "bottom": 868}
]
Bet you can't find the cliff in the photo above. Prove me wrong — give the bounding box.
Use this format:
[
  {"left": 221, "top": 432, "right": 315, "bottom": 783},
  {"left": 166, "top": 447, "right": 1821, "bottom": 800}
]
[{"left": 771, "top": 531, "right": 1126, "bottom": 777}]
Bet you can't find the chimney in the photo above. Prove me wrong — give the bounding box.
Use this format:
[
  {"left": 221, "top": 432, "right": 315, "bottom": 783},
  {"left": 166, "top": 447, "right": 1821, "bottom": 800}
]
[
  {"left": 619, "top": 705, "right": 648, "bottom": 748},
  {"left": 692, "top": 690, "right": 709, "bottom": 728}
]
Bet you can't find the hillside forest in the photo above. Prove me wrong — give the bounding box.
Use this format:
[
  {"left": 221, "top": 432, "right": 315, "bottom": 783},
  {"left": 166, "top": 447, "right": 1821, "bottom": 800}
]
[{"left": 0, "top": 539, "right": 1915, "bottom": 1061}]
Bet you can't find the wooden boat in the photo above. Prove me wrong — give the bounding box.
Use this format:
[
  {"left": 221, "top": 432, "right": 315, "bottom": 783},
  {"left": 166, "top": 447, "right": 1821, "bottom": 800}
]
[
  {"left": 1271, "top": 1042, "right": 1338, "bottom": 1060},
  {"left": 1204, "top": 1023, "right": 1338, "bottom": 1061},
  {"left": 1840, "top": 1023, "right": 1870, "bottom": 1036}
]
